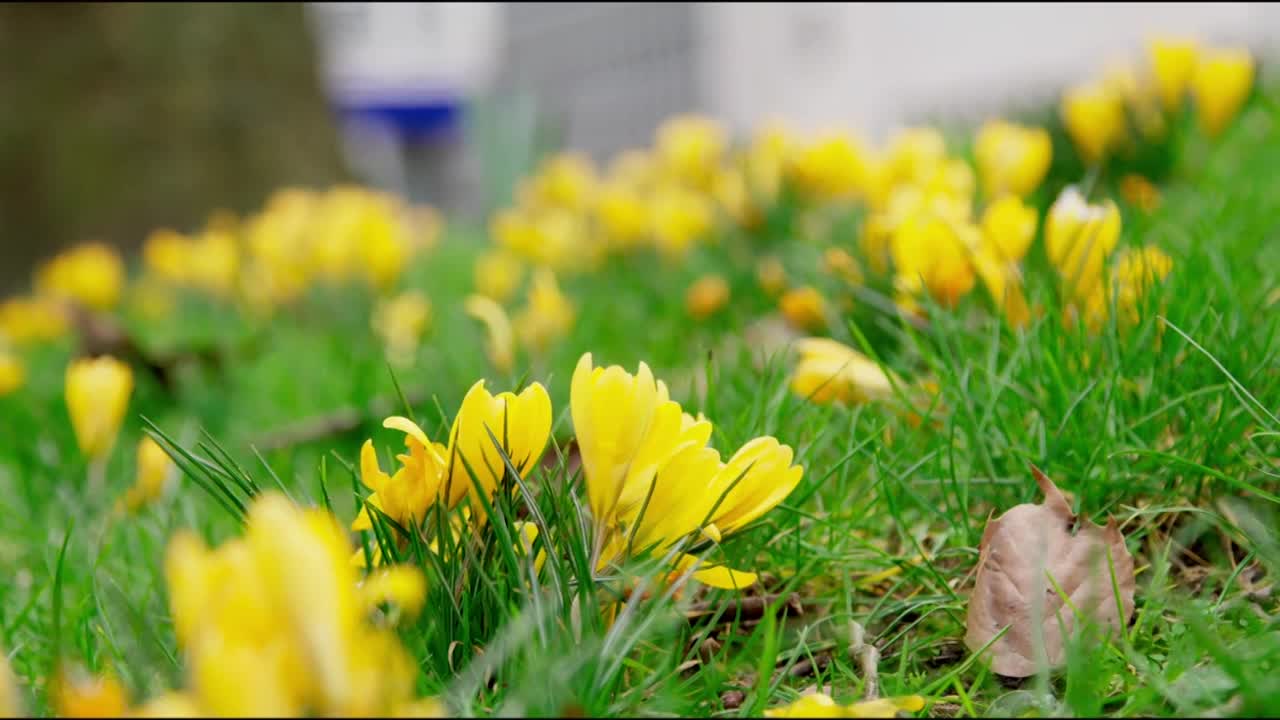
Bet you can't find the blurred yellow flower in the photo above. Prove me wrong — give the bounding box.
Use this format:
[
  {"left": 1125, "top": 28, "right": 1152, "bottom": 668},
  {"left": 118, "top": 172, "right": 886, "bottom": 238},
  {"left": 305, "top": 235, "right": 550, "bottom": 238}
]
[
  {"left": 0, "top": 644, "right": 19, "bottom": 717},
  {"left": 765, "top": 693, "right": 925, "bottom": 718},
  {"left": 745, "top": 121, "right": 794, "bottom": 203},
  {"left": 974, "top": 120, "right": 1052, "bottom": 198},
  {"left": 980, "top": 195, "right": 1038, "bottom": 263},
  {"left": 0, "top": 352, "right": 25, "bottom": 397},
  {"left": 655, "top": 115, "right": 727, "bottom": 189},
  {"left": 52, "top": 665, "right": 129, "bottom": 719},
  {"left": 513, "top": 268, "right": 576, "bottom": 353},
  {"left": 595, "top": 180, "right": 651, "bottom": 249},
  {"left": 0, "top": 295, "right": 69, "bottom": 345},
  {"left": 1062, "top": 81, "right": 1127, "bottom": 164},
  {"left": 464, "top": 295, "right": 516, "bottom": 375},
  {"left": 531, "top": 153, "right": 598, "bottom": 212},
  {"left": 65, "top": 355, "right": 133, "bottom": 461},
  {"left": 1120, "top": 174, "right": 1162, "bottom": 213},
  {"left": 890, "top": 213, "right": 978, "bottom": 309},
  {"left": 35, "top": 242, "right": 126, "bottom": 311},
  {"left": 608, "top": 149, "right": 658, "bottom": 189},
  {"left": 822, "top": 247, "right": 864, "bottom": 286},
  {"left": 1148, "top": 36, "right": 1201, "bottom": 110},
  {"left": 789, "top": 133, "right": 870, "bottom": 202},
  {"left": 651, "top": 183, "right": 714, "bottom": 260},
  {"left": 685, "top": 274, "right": 731, "bottom": 319},
  {"left": 1110, "top": 245, "right": 1174, "bottom": 324},
  {"left": 972, "top": 247, "right": 1032, "bottom": 329},
  {"left": 372, "top": 290, "right": 432, "bottom": 366},
  {"left": 1045, "top": 186, "right": 1121, "bottom": 299},
  {"left": 779, "top": 286, "right": 828, "bottom": 331},
  {"left": 163, "top": 492, "right": 433, "bottom": 716},
  {"left": 885, "top": 127, "right": 948, "bottom": 187},
  {"left": 474, "top": 248, "right": 526, "bottom": 304},
  {"left": 790, "top": 338, "right": 897, "bottom": 406},
  {"left": 120, "top": 436, "right": 174, "bottom": 513},
  {"left": 756, "top": 256, "right": 788, "bottom": 297},
  {"left": 1192, "top": 47, "right": 1255, "bottom": 137}
]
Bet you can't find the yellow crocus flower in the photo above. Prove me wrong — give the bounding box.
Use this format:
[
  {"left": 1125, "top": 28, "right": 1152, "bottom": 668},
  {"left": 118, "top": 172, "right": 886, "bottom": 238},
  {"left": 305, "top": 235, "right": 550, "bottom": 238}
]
[
  {"left": 1110, "top": 245, "right": 1174, "bottom": 325},
  {"left": 685, "top": 274, "right": 731, "bottom": 319},
  {"left": 980, "top": 195, "right": 1037, "bottom": 263},
  {"left": 779, "top": 286, "right": 828, "bottom": 332},
  {"left": 571, "top": 353, "right": 803, "bottom": 589},
  {"left": 65, "top": 355, "right": 133, "bottom": 461},
  {"left": 1148, "top": 36, "right": 1201, "bottom": 110},
  {"left": 143, "top": 228, "right": 192, "bottom": 283},
  {"left": 1045, "top": 186, "right": 1121, "bottom": 300},
  {"left": 0, "top": 352, "right": 24, "bottom": 397},
  {"left": 351, "top": 420, "right": 449, "bottom": 532},
  {"left": 745, "top": 121, "right": 794, "bottom": 203},
  {"left": 655, "top": 114, "right": 727, "bottom": 190},
  {"left": 608, "top": 149, "right": 658, "bottom": 189},
  {"left": 651, "top": 183, "right": 715, "bottom": 260},
  {"left": 972, "top": 247, "right": 1032, "bottom": 329},
  {"left": 163, "top": 492, "right": 432, "bottom": 716},
  {"left": 595, "top": 180, "right": 651, "bottom": 249},
  {"left": 821, "top": 247, "right": 864, "bottom": 286},
  {"left": 570, "top": 353, "right": 664, "bottom": 527},
  {"left": 1120, "top": 173, "right": 1162, "bottom": 213},
  {"left": 788, "top": 132, "right": 870, "bottom": 202},
  {"left": 0, "top": 295, "right": 69, "bottom": 345},
  {"left": 890, "top": 213, "right": 978, "bottom": 309},
  {"left": 52, "top": 665, "right": 130, "bottom": 718},
  {"left": 790, "top": 337, "right": 898, "bottom": 406},
  {"left": 532, "top": 153, "right": 598, "bottom": 212},
  {"left": 445, "top": 379, "right": 552, "bottom": 514},
  {"left": 0, "top": 645, "right": 19, "bottom": 717},
  {"left": 973, "top": 120, "right": 1052, "bottom": 198},
  {"left": 513, "top": 269, "right": 576, "bottom": 354},
  {"left": 35, "top": 242, "right": 126, "bottom": 311},
  {"left": 464, "top": 295, "right": 516, "bottom": 375},
  {"left": 120, "top": 436, "right": 175, "bottom": 513},
  {"left": 372, "top": 290, "right": 432, "bottom": 366},
  {"left": 474, "top": 247, "right": 526, "bottom": 304},
  {"left": 756, "top": 256, "right": 788, "bottom": 297},
  {"left": 1192, "top": 47, "right": 1255, "bottom": 137},
  {"left": 1061, "top": 81, "right": 1127, "bottom": 164},
  {"left": 884, "top": 127, "right": 948, "bottom": 188},
  {"left": 703, "top": 436, "right": 804, "bottom": 536},
  {"left": 765, "top": 692, "right": 925, "bottom": 718}
]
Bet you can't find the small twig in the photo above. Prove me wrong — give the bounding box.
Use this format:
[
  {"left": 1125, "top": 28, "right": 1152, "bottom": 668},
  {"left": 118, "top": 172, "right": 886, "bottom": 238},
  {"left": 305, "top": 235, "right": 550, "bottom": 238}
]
[
  {"left": 255, "top": 388, "right": 430, "bottom": 452},
  {"left": 683, "top": 592, "right": 805, "bottom": 623}
]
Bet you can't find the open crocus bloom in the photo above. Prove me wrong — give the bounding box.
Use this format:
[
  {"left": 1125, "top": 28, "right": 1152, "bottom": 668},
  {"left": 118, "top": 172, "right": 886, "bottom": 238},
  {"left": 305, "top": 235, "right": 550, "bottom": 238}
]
[
  {"left": 572, "top": 353, "right": 804, "bottom": 590},
  {"left": 352, "top": 379, "right": 551, "bottom": 557}
]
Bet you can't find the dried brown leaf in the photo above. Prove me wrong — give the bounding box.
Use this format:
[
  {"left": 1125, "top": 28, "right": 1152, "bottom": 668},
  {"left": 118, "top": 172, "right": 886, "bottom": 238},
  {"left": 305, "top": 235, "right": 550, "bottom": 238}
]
[{"left": 964, "top": 466, "right": 1136, "bottom": 677}]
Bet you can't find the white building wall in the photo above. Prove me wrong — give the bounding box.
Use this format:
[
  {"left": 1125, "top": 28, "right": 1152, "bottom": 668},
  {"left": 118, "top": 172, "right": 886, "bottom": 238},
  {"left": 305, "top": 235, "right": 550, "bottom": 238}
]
[{"left": 697, "top": 2, "right": 1280, "bottom": 141}]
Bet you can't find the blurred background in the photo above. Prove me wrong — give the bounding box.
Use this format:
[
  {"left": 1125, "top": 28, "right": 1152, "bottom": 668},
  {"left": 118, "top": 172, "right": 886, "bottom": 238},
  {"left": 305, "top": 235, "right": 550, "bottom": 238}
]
[{"left": 3, "top": 1, "right": 1278, "bottom": 290}]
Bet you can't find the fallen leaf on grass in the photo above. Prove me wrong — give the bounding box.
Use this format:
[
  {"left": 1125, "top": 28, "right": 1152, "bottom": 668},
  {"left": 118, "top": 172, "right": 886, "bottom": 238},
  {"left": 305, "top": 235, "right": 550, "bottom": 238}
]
[{"left": 964, "top": 466, "right": 1136, "bottom": 677}]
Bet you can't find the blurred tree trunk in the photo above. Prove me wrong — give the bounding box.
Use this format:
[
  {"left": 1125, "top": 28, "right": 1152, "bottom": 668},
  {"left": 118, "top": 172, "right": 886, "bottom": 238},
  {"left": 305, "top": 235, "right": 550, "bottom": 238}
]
[{"left": 0, "top": 2, "right": 348, "bottom": 291}]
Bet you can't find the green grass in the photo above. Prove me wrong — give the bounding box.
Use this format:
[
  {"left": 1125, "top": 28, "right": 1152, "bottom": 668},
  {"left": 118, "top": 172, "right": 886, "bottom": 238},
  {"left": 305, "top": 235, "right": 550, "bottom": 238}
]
[{"left": 2, "top": 82, "right": 1280, "bottom": 718}]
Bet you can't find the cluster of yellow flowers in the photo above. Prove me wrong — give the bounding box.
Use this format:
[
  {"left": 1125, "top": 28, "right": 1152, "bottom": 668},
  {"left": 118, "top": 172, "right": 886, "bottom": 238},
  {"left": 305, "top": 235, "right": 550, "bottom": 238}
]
[
  {"left": 346, "top": 351, "right": 803, "bottom": 593},
  {"left": 0, "top": 244, "right": 124, "bottom": 397},
  {"left": 1045, "top": 186, "right": 1172, "bottom": 330},
  {"left": 44, "top": 492, "right": 441, "bottom": 718},
  {"left": 146, "top": 186, "right": 441, "bottom": 313},
  {"left": 1062, "top": 37, "right": 1256, "bottom": 163}
]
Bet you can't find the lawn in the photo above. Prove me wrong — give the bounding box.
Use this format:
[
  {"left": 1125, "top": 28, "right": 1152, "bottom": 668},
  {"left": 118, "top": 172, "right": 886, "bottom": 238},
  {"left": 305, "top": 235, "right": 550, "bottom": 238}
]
[{"left": 0, "top": 38, "right": 1277, "bottom": 718}]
